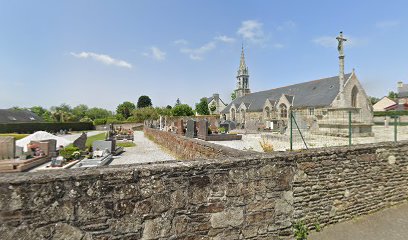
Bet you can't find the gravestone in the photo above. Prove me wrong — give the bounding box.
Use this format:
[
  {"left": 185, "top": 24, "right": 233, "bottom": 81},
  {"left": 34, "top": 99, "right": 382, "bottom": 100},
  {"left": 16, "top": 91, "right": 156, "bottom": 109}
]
[
  {"left": 93, "top": 140, "right": 116, "bottom": 153},
  {"left": 0, "top": 136, "right": 15, "bottom": 160},
  {"left": 228, "top": 121, "right": 236, "bottom": 130},
  {"left": 15, "top": 146, "right": 24, "bottom": 157},
  {"left": 73, "top": 133, "right": 87, "bottom": 151},
  {"left": 245, "top": 120, "right": 259, "bottom": 134},
  {"left": 197, "top": 120, "right": 209, "bottom": 139},
  {"left": 176, "top": 119, "right": 184, "bottom": 135},
  {"left": 185, "top": 120, "right": 197, "bottom": 138},
  {"left": 29, "top": 139, "right": 57, "bottom": 156}
]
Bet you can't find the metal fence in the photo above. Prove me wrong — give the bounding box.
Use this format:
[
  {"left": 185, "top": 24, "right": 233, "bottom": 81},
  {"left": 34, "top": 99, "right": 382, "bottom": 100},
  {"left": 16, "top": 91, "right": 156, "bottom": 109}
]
[{"left": 262, "top": 109, "right": 407, "bottom": 151}]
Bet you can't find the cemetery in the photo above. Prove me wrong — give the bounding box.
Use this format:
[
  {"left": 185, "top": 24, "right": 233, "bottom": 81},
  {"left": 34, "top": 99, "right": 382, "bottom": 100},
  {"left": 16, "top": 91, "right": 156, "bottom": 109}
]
[
  {"left": 153, "top": 115, "right": 243, "bottom": 142},
  {"left": 0, "top": 128, "right": 136, "bottom": 173}
]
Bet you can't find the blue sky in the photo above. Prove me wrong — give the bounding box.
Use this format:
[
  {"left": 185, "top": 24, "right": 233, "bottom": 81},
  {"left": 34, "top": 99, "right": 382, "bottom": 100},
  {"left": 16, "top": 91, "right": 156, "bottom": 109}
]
[{"left": 0, "top": 0, "right": 407, "bottom": 110}]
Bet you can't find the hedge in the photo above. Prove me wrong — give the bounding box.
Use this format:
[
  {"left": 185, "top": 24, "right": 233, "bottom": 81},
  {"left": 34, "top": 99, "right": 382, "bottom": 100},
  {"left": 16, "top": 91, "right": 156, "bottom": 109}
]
[
  {"left": 373, "top": 111, "right": 408, "bottom": 117},
  {"left": 0, "top": 122, "right": 95, "bottom": 134}
]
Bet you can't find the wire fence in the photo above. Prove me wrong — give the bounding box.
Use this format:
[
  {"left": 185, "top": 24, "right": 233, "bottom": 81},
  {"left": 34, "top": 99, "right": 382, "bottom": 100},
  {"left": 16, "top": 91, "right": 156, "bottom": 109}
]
[{"left": 261, "top": 109, "right": 408, "bottom": 151}]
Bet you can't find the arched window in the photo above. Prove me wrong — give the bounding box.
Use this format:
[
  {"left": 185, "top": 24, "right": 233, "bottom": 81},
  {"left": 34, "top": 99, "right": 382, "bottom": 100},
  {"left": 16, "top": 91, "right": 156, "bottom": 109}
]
[
  {"left": 280, "top": 104, "right": 287, "bottom": 118},
  {"left": 264, "top": 106, "right": 270, "bottom": 118},
  {"left": 240, "top": 109, "right": 246, "bottom": 123},
  {"left": 351, "top": 86, "right": 359, "bottom": 107},
  {"left": 231, "top": 108, "right": 236, "bottom": 121}
]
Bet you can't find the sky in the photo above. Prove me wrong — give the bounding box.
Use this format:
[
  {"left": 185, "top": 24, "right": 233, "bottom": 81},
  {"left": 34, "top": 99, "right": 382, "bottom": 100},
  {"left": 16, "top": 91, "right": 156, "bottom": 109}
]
[{"left": 0, "top": 0, "right": 407, "bottom": 110}]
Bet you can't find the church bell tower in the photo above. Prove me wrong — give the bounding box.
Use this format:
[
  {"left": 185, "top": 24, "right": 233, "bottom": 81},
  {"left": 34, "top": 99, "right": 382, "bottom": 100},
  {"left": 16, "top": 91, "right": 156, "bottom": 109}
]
[{"left": 235, "top": 45, "right": 251, "bottom": 98}]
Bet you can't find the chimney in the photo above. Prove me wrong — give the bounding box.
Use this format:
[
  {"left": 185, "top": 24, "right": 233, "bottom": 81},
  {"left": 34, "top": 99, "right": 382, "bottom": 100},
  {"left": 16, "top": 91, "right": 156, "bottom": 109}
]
[{"left": 213, "top": 93, "right": 220, "bottom": 100}]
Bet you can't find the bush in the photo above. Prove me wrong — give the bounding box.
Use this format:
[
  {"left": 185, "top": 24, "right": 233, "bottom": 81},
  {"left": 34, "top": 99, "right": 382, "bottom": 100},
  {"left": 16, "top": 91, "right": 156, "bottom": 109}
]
[
  {"left": 0, "top": 122, "right": 94, "bottom": 134},
  {"left": 374, "top": 110, "right": 408, "bottom": 117},
  {"left": 93, "top": 118, "right": 107, "bottom": 126},
  {"left": 259, "top": 136, "right": 274, "bottom": 153},
  {"left": 60, "top": 146, "right": 80, "bottom": 160}
]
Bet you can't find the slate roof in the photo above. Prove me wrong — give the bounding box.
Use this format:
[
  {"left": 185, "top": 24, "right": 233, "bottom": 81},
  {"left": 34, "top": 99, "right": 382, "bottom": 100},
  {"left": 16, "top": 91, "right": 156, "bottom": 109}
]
[
  {"left": 222, "top": 73, "right": 351, "bottom": 114},
  {"left": 399, "top": 92, "right": 408, "bottom": 98},
  {"left": 0, "top": 109, "right": 43, "bottom": 123}
]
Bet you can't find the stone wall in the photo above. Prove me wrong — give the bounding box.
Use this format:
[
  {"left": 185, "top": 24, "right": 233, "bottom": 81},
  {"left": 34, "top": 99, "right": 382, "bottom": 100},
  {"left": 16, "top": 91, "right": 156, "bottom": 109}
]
[
  {"left": 0, "top": 157, "right": 294, "bottom": 240},
  {"left": 143, "top": 127, "right": 252, "bottom": 160},
  {"left": 1, "top": 140, "right": 408, "bottom": 239},
  {"left": 292, "top": 141, "right": 408, "bottom": 229}
]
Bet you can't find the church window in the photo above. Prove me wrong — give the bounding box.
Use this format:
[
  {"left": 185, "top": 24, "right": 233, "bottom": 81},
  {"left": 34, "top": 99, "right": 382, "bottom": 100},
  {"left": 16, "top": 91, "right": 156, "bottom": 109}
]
[
  {"left": 280, "top": 104, "right": 287, "bottom": 118},
  {"left": 265, "top": 106, "right": 270, "bottom": 118},
  {"left": 351, "top": 86, "right": 359, "bottom": 107}
]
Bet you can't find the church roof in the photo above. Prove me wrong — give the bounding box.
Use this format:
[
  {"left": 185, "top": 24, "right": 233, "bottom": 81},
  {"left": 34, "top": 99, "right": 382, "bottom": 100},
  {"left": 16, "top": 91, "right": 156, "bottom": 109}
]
[{"left": 222, "top": 73, "right": 351, "bottom": 113}]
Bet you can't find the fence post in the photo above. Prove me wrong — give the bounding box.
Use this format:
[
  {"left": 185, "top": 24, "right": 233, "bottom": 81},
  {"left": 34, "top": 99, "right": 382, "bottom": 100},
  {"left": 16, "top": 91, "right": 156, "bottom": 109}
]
[
  {"left": 290, "top": 110, "right": 293, "bottom": 151},
  {"left": 348, "top": 111, "right": 352, "bottom": 146},
  {"left": 394, "top": 116, "right": 398, "bottom": 142}
]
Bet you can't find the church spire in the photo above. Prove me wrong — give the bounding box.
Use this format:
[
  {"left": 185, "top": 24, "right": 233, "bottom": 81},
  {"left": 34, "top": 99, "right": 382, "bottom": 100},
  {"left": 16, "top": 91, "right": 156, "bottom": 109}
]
[
  {"left": 235, "top": 44, "right": 251, "bottom": 98},
  {"left": 238, "top": 44, "right": 248, "bottom": 76}
]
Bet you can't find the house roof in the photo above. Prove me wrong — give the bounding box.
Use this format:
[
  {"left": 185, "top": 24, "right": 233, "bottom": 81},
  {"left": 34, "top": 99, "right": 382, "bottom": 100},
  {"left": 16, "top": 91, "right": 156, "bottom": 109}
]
[
  {"left": 222, "top": 73, "right": 351, "bottom": 113},
  {"left": 0, "top": 109, "right": 43, "bottom": 123}
]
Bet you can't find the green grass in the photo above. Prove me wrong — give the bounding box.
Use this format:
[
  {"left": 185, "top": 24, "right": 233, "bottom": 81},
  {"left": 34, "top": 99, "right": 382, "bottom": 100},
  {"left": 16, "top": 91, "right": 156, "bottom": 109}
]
[
  {"left": 0, "top": 133, "right": 29, "bottom": 140},
  {"left": 85, "top": 133, "right": 107, "bottom": 147},
  {"left": 116, "top": 142, "right": 136, "bottom": 148}
]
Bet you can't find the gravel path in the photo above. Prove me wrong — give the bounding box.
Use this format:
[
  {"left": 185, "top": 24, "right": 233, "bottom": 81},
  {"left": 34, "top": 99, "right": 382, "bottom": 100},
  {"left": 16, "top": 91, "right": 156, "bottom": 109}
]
[
  {"left": 109, "top": 131, "right": 175, "bottom": 165},
  {"left": 309, "top": 202, "right": 408, "bottom": 240}
]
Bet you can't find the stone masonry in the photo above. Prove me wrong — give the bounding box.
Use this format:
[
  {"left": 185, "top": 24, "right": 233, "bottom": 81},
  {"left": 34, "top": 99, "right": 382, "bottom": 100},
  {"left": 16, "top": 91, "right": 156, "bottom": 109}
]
[{"left": 1, "top": 128, "right": 408, "bottom": 239}]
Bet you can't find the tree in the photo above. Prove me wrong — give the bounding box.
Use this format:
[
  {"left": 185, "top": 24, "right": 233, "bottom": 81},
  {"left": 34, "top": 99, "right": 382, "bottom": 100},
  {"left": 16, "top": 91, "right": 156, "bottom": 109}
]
[
  {"left": 231, "top": 92, "right": 236, "bottom": 100},
  {"left": 86, "top": 107, "right": 112, "bottom": 120},
  {"left": 175, "top": 98, "right": 181, "bottom": 106},
  {"left": 131, "top": 107, "right": 159, "bottom": 123},
  {"left": 388, "top": 91, "right": 398, "bottom": 100},
  {"left": 137, "top": 95, "right": 153, "bottom": 108},
  {"left": 369, "top": 96, "right": 380, "bottom": 105},
  {"left": 171, "top": 104, "right": 194, "bottom": 116},
  {"left": 72, "top": 104, "right": 89, "bottom": 120},
  {"left": 195, "top": 98, "right": 210, "bottom": 115},
  {"left": 116, "top": 101, "right": 136, "bottom": 119},
  {"left": 166, "top": 105, "right": 172, "bottom": 109},
  {"left": 30, "top": 106, "right": 54, "bottom": 122}
]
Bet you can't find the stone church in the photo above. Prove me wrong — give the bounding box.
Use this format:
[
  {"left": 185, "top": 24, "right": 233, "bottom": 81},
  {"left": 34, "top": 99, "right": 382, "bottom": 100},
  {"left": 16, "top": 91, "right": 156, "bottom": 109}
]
[{"left": 221, "top": 32, "right": 373, "bottom": 136}]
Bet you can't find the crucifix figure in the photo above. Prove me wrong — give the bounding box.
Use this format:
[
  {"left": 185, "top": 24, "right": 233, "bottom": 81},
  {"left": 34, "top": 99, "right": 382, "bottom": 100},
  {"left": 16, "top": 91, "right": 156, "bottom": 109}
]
[{"left": 336, "top": 31, "right": 347, "bottom": 56}]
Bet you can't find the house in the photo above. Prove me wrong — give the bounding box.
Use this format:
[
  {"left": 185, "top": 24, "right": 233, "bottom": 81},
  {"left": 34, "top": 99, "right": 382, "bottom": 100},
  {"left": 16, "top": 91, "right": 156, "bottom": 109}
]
[
  {"left": 207, "top": 93, "right": 227, "bottom": 115},
  {"left": 373, "top": 97, "right": 396, "bottom": 112},
  {"left": 0, "top": 109, "right": 43, "bottom": 123}
]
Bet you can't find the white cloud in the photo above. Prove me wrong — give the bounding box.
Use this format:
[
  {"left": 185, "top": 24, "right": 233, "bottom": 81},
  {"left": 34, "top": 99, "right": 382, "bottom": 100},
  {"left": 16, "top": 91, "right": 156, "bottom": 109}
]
[
  {"left": 277, "top": 20, "right": 296, "bottom": 31},
  {"left": 180, "top": 41, "right": 216, "bottom": 60},
  {"left": 174, "top": 39, "right": 189, "bottom": 45},
  {"left": 70, "top": 51, "right": 132, "bottom": 68},
  {"left": 143, "top": 46, "right": 166, "bottom": 61},
  {"left": 214, "top": 35, "right": 236, "bottom": 43},
  {"left": 313, "top": 34, "right": 359, "bottom": 48},
  {"left": 237, "top": 20, "right": 265, "bottom": 44},
  {"left": 376, "top": 20, "right": 400, "bottom": 29}
]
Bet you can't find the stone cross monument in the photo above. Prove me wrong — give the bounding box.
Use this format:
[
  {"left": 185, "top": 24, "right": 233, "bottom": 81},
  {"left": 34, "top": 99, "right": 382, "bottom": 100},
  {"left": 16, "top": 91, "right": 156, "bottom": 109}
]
[{"left": 336, "top": 31, "right": 347, "bottom": 106}]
